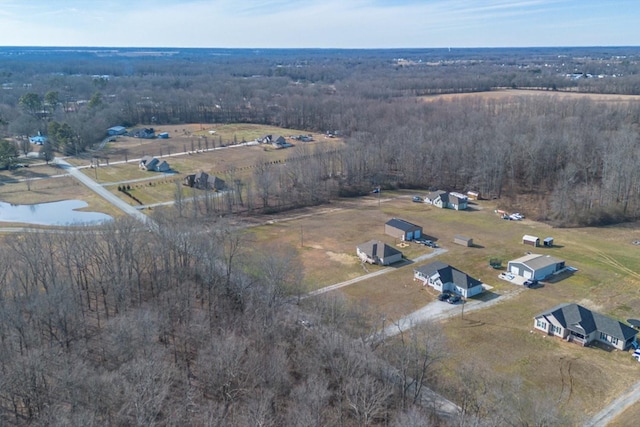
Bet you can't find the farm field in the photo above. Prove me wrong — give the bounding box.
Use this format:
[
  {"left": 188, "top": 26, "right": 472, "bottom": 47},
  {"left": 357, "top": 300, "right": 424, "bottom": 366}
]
[
  {"left": 421, "top": 88, "right": 640, "bottom": 103},
  {"left": 246, "top": 190, "right": 640, "bottom": 421}
]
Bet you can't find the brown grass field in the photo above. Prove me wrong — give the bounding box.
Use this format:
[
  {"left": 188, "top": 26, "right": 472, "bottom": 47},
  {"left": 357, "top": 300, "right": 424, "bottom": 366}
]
[
  {"left": 245, "top": 190, "right": 640, "bottom": 421},
  {"left": 420, "top": 88, "right": 640, "bottom": 104}
]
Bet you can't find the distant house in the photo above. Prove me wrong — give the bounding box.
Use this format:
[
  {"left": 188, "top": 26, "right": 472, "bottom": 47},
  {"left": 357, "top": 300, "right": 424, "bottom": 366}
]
[
  {"left": 534, "top": 303, "right": 638, "bottom": 350},
  {"left": 184, "top": 171, "right": 226, "bottom": 191},
  {"left": 107, "top": 126, "right": 127, "bottom": 136},
  {"left": 543, "top": 237, "right": 554, "bottom": 247},
  {"left": 132, "top": 128, "right": 155, "bottom": 139},
  {"left": 385, "top": 218, "right": 423, "bottom": 241},
  {"left": 425, "top": 191, "right": 468, "bottom": 210},
  {"left": 139, "top": 156, "right": 170, "bottom": 172},
  {"left": 523, "top": 235, "right": 540, "bottom": 247},
  {"left": 453, "top": 235, "right": 473, "bottom": 247},
  {"left": 271, "top": 135, "right": 293, "bottom": 149},
  {"left": 507, "top": 254, "right": 565, "bottom": 281},
  {"left": 29, "top": 135, "right": 48, "bottom": 145},
  {"left": 414, "top": 261, "right": 484, "bottom": 298},
  {"left": 356, "top": 240, "right": 403, "bottom": 266}
]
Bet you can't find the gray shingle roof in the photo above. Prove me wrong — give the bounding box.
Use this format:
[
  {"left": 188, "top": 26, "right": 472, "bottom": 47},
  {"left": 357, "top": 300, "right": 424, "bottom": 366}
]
[
  {"left": 536, "top": 303, "right": 637, "bottom": 341},
  {"left": 414, "top": 261, "right": 482, "bottom": 290},
  {"left": 385, "top": 218, "right": 421, "bottom": 232},
  {"left": 357, "top": 240, "right": 401, "bottom": 258}
]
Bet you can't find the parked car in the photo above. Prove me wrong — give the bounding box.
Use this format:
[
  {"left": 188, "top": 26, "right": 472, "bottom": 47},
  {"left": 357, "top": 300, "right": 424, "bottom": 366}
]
[
  {"left": 412, "top": 196, "right": 423, "bottom": 202},
  {"left": 523, "top": 279, "right": 538, "bottom": 287},
  {"left": 426, "top": 241, "right": 438, "bottom": 248},
  {"left": 447, "top": 295, "right": 461, "bottom": 304},
  {"left": 437, "top": 292, "right": 451, "bottom": 302},
  {"left": 499, "top": 272, "right": 515, "bottom": 281}
]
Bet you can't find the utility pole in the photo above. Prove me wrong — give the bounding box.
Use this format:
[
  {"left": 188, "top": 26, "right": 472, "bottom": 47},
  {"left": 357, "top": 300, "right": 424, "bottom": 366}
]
[{"left": 300, "top": 225, "right": 304, "bottom": 248}]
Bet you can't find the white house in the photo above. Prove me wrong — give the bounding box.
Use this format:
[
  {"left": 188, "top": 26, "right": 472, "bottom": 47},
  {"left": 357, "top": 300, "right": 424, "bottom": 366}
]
[
  {"left": 507, "top": 254, "right": 565, "bottom": 281},
  {"left": 414, "top": 261, "right": 484, "bottom": 298},
  {"left": 534, "top": 303, "right": 637, "bottom": 350}
]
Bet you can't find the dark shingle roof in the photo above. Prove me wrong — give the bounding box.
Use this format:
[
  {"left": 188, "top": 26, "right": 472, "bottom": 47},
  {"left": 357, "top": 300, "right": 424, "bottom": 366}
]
[
  {"left": 357, "top": 240, "right": 401, "bottom": 258},
  {"left": 536, "top": 303, "right": 637, "bottom": 341},
  {"left": 385, "top": 218, "right": 421, "bottom": 232},
  {"left": 414, "top": 261, "right": 482, "bottom": 290}
]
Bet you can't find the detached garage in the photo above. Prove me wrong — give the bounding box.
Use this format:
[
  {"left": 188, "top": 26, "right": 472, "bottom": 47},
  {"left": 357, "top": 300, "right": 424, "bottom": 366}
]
[
  {"left": 508, "top": 254, "right": 565, "bottom": 280},
  {"left": 385, "top": 218, "right": 422, "bottom": 241}
]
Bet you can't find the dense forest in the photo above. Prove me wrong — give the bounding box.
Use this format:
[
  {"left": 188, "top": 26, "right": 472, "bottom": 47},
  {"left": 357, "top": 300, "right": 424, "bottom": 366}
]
[{"left": 1, "top": 47, "right": 640, "bottom": 425}]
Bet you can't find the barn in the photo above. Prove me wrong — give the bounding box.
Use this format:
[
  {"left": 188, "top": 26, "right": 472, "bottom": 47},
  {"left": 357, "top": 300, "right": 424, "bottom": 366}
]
[
  {"left": 508, "top": 254, "right": 565, "bottom": 281},
  {"left": 384, "top": 218, "right": 423, "bottom": 241},
  {"left": 523, "top": 235, "right": 540, "bottom": 247}
]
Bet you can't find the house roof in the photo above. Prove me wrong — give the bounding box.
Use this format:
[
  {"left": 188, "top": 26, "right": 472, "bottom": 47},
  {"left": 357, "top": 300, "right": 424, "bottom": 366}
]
[
  {"left": 140, "top": 155, "right": 154, "bottom": 164},
  {"left": 414, "top": 261, "right": 482, "bottom": 290},
  {"left": 426, "top": 190, "right": 446, "bottom": 200},
  {"left": 510, "top": 254, "right": 563, "bottom": 270},
  {"left": 357, "top": 240, "right": 401, "bottom": 259},
  {"left": 523, "top": 234, "right": 539, "bottom": 241},
  {"left": 454, "top": 235, "right": 471, "bottom": 241},
  {"left": 536, "top": 303, "right": 637, "bottom": 341},
  {"left": 449, "top": 192, "right": 468, "bottom": 203},
  {"left": 385, "top": 218, "right": 421, "bottom": 231}
]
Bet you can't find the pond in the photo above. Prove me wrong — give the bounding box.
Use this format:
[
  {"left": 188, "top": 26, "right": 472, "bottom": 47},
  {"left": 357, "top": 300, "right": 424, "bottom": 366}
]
[{"left": 0, "top": 200, "right": 113, "bottom": 226}]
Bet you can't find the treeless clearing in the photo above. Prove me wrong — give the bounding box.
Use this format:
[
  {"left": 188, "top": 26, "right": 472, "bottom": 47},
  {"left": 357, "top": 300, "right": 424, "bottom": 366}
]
[
  {"left": 420, "top": 88, "right": 640, "bottom": 103},
  {"left": 247, "top": 190, "right": 640, "bottom": 421}
]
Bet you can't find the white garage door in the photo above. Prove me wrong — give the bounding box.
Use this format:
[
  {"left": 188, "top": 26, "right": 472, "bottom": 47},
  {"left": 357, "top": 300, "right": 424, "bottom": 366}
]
[{"left": 523, "top": 270, "right": 533, "bottom": 279}]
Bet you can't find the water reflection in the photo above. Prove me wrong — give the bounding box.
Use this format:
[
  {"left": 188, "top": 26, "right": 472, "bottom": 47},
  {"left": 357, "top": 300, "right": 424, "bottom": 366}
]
[{"left": 0, "top": 200, "right": 113, "bottom": 226}]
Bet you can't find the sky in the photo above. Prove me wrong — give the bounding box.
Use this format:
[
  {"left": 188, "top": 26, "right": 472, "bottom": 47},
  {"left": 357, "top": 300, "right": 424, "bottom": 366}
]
[{"left": 1, "top": 0, "right": 639, "bottom": 48}]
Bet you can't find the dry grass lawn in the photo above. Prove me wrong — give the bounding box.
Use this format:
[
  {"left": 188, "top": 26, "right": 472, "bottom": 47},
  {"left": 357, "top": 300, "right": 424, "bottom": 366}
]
[
  {"left": 246, "top": 190, "right": 640, "bottom": 421},
  {"left": 420, "top": 88, "right": 640, "bottom": 104}
]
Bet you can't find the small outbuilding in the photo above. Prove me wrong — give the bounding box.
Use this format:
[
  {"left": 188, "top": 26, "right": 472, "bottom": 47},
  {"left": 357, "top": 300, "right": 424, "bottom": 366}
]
[
  {"left": 385, "top": 218, "right": 423, "bottom": 241},
  {"left": 543, "top": 237, "right": 554, "bottom": 247},
  {"left": 107, "top": 126, "right": 127, "bottom": 136},
  {"left": 158, "top": 132, "right": 169, "bottom": 139},
  {"left": 453, "top": 235, "right": 473, "bottom": 247},
  {"left": 523, "top": 235, "right": 540, "bottom": 247}
]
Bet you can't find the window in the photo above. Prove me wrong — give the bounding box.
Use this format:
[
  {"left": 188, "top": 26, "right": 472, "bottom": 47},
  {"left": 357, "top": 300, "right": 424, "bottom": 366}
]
[
  {"left": 536, "top": 319, "right": 547, "bottom": 329},
  {"left": 551, "top": 325, "right": 562, "bottom": 335},
  {"left": 600, "top": 332, "right": 608, "bottom": 341}
]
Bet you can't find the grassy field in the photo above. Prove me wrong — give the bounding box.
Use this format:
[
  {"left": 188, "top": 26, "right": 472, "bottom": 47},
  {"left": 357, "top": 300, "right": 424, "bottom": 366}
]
[
  {"left": 245, "top": 189, "right": 640, "bottom": 421},
  {"left": 421, "top": 88, "right": 640, "bottom": 104}
]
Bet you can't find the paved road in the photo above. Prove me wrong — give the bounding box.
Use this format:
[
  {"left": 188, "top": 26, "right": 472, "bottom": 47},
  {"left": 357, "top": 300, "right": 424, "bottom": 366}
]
[
  {"left": 583, "top": 380, "right": 640, "bottom": 427},
  {"left": 54, "top": 157, "right": 155, "bottom": 228}
]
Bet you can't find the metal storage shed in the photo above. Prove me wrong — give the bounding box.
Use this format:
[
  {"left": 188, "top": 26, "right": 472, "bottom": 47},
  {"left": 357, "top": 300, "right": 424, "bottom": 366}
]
[{"left": 523, "top": 235, "right": 540, "bottom": 247}]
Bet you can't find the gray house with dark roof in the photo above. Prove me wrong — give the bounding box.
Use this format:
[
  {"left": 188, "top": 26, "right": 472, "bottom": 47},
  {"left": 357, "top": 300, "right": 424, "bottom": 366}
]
[
  {"left": 384, "top": 218, "right": 422, "bottom": 241},
  {"left": 425, "top": 191, "right": 468, "bottom": 210},
  {"left": 534, "top": 303, "right": 637, "bottom": 350},
  {"left": 414, "top": 261, "right": 484, "bottom": 298},
  {"left": 356, "top": 240, "right": 403, "bottom": 266}
]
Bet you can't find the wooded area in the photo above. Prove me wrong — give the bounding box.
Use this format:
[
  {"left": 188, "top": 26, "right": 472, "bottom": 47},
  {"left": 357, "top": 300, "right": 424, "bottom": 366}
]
[{"left": 0, "top": 46, "right": 639, "bottom": 425}]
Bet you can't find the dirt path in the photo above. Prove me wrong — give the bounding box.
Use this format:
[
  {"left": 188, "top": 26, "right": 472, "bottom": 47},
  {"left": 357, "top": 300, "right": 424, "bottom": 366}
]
[
  {"left": 303, "top": 248, "right": 448, "bottom": 298},
  {"left": 583, "top": 380, "right": 640, "bottom": 427}
]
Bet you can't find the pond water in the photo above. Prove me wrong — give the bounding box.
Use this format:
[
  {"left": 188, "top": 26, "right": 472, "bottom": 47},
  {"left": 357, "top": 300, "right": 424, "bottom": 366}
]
[{"left": 0, "top": 200, "right": 113, "bottom": 226}]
